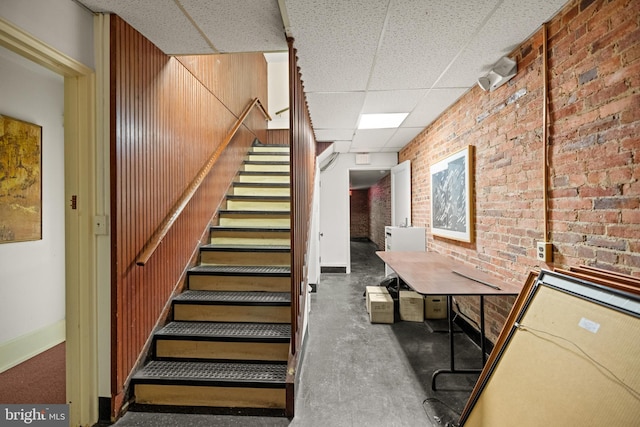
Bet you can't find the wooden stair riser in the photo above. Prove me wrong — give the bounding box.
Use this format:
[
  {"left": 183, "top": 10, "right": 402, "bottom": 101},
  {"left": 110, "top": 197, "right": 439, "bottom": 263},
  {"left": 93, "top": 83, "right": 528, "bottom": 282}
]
[
  {"left": 173, "top": 304, "right": 290, "bottom": 323},
  {"left": 251, "top": 146, "right": 290, "bottom": 153},
  {"left": 218, "top": 214, "right": 290, "bottom": 227},
  {"left": 210, "top": 229, "right": 290, "bottom": 245},
  {"left": 188, "top": 275, "right": 290, "bottom": 292},
  {"left": 200, "top": 251, "right": 291, "bottom": 267},
  {"left": 243, "top": 163, "right": 290, "bottom": 173},
  {"left": 134, "top": 384, "right": 285, "bottom": 409},
  {"left": 226, "top": 199, "right": 290, "bottom": 211},
  {"left": 155, "top": 340, "right": 289, "bottom": 361},
  {"left": 247, "top": 154, "right": 290, "bottom": 163},
  {"left": 237, "top": 174, "right": 289, "bottom": 184},
  {"left": 231, "top": 186, "right": 290, "bottom": 197}
]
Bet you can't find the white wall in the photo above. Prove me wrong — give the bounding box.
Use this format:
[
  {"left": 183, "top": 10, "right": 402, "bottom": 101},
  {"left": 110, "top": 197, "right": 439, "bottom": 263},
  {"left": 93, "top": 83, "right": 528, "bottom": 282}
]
[
  {"left": 0, "top": 46, "right": 65, "bottom": 367},
  {"left": 265, "top": 52, "right": 289, "bottom": 129},
  {"left": 0, "top": 0, "right": 95, "bottom": 70},
  {"left": 0, "top": 0, "right": 95, "bottom": 376},
  {"left": 319, "top": 151, "right": 397, "bottom": 273}
]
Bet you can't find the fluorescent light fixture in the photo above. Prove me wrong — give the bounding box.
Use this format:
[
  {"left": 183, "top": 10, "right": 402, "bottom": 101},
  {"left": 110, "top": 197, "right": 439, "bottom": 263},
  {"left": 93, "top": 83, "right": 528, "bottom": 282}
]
[{"left": 358, "top": 113, "right": 408, "bottom": 129}]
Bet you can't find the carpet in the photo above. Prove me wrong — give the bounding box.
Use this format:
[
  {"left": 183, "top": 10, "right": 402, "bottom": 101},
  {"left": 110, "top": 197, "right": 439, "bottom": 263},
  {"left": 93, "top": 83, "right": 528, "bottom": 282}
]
[{"left": 0, "top": 342, "right": 66, "bottom": 404}]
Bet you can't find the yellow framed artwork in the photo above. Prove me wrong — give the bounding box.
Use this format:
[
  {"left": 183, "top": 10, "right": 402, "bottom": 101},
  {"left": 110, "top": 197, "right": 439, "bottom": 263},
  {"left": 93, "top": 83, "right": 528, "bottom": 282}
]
[{"left": 0, "top": 115, "right": 42, "bottom": 243}]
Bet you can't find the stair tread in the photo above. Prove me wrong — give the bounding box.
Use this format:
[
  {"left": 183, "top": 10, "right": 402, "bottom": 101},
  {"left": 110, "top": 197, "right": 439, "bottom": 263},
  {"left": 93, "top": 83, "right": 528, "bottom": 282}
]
[
  {"left": 189, "top": 265, "right": 291, "bottom": 276},
  {"left": 133, "top": 360, "right": 286, "bottom": 385},
  {"left": 201, "top": 244, "right": 290, "bottom": 252},
  {"left": 175, "top": 290, "right": 291, "bottom": 304},
  {"left": 156, "top": 321, "right": 290, "bottom": 340}
]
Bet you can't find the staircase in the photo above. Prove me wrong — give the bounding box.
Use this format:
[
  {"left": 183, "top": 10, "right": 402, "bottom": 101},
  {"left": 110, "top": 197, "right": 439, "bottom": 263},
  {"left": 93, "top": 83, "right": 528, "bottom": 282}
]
[{"left": 131, "top": 141, "right": 291, "bottom": 414}]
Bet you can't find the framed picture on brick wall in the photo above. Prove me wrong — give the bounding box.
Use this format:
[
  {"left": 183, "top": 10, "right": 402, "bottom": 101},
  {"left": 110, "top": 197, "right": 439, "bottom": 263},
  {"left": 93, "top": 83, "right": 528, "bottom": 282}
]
[{"left": 430, "top": 145, "right": 474, "bottom": 243}]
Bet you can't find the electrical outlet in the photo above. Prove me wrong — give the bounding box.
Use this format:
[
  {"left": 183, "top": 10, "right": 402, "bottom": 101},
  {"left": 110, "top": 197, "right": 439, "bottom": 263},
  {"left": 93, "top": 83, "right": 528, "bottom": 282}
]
[{"left": 537, "top": 241, "right": 552, "bottom": 263}]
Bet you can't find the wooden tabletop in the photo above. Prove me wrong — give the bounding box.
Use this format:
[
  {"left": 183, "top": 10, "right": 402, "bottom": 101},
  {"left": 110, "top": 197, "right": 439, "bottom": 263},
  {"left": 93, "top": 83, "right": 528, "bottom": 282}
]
[{"left": 376, "top": 251, "right": 522, "bottom": 296}]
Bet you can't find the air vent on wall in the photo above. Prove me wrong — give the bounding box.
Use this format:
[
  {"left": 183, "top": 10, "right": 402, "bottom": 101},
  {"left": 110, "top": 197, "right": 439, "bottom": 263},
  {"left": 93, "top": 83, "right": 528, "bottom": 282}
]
[{"left": 355, "top": 153, "right": 370, "bottom": 165}]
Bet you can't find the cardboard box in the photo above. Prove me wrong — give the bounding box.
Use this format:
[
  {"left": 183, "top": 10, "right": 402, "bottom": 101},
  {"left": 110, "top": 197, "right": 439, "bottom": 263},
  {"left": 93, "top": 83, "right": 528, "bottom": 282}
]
[
  {"left": 425, "top": 295, "right": 448, "bottom": 319},
  {"left": 369, "top": 293, "right": 394, "bottom": 324},
  {"left": 399, "top": 290, "right": 424, "bottom": 322},
  {"left": 365, "top": 286, "right": 388, "bottom": 313}
]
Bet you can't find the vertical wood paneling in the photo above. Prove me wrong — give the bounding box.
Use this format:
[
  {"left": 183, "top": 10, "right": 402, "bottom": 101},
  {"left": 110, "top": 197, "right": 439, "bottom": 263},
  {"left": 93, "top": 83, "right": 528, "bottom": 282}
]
[
  {"left": 109, "top": 16, "right": 268, "bottom": 416},
  {"left": 288, "top": 39, "right": 316, "bottom": 357},
  {"left": 267, "top": 129, "right": 290, "bottom": 145}
]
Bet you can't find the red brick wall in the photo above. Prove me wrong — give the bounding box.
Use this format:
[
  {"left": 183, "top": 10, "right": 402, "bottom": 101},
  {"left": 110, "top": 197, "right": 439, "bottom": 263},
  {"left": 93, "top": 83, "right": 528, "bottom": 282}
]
[
  {"left": 369, "top": 174, "right": 392, "bottom": 250},
  {"left": 350, "top": 189, "right": 370, "bottom": 238},
  {"left": 400, "top": 0, "right": 639, "bottom": 342}
]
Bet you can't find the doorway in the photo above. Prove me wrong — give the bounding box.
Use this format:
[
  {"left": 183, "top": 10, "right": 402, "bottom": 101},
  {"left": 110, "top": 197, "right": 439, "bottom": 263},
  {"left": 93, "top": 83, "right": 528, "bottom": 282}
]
[
  {"left": 348, "top": 168, "right": 391, "bottom": 269},
  {"left": 0, "top": 17, "right": 98, "bottom": 426}
]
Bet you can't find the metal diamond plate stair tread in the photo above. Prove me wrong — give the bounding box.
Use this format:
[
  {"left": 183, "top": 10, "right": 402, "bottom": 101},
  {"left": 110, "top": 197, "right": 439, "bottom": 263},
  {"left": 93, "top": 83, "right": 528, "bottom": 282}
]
[
  {"left": 189, "top": 265, "right": 290, "bottom": 276},
  {"left": 156, "top": 321, "right": 290, "bottom": 342},
  {"left": 201, "top": 244, "right": 291, "bottom": 252},
  {"left": 133, "top": 360, "right": 286, "bottom": 387},
  {"left": 174, "top": 290, "right": 291, "bottom": 305}
]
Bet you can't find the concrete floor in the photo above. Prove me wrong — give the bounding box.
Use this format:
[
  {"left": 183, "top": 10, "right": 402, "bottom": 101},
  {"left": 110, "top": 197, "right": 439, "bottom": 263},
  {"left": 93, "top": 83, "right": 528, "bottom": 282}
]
[{"left": 109, "top": 240, "right": 480, "bottom": 427}]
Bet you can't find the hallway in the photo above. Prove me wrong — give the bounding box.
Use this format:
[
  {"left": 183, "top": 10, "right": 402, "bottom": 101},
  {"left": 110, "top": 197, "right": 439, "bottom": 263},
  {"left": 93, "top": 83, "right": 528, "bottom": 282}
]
[{"left": 112, "top": 240, "right": 478, "bottom": 426}]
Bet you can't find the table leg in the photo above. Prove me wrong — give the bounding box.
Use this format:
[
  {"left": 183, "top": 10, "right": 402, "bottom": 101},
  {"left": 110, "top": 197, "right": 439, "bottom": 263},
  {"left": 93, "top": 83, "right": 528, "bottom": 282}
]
[{"left": 431, "top": 295, "right": 485, "bottom": 390}]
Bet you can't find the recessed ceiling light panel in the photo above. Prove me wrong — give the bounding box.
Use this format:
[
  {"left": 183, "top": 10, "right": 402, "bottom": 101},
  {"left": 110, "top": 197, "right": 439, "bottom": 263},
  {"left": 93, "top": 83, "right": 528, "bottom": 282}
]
[{"left": 358, "top": 113, "right": 409, "bottom": 129}]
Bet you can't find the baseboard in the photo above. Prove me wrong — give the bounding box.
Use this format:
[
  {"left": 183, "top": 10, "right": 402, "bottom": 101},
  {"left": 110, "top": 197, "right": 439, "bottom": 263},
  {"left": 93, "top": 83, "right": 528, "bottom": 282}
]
[
  {"left": 99, "top": 397, "right": 112, "bottom": 423},
  {"left": 0, "top": 319, "right": 66, "bottom": 373},
  {"left": 320, "top": 266, "right": 347, "bottom": 273}
]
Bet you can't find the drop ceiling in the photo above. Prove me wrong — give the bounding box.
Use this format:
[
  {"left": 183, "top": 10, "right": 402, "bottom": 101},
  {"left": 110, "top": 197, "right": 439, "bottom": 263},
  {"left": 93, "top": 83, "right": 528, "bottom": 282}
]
[{"left": 76, "top": 0, "right": 566, "bottom": 156}]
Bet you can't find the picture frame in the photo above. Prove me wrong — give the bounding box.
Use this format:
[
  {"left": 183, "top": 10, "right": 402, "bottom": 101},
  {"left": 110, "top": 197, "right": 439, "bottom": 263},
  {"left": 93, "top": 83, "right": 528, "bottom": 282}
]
[
  {"left": 430, "top": 145, "right": 474, "bottom": 243},
  {"left": 459, "top": 269, "right": 640, "bottom": 426},
  {"left": 0, "top": 115, "right": 42, "bottom": 243}
]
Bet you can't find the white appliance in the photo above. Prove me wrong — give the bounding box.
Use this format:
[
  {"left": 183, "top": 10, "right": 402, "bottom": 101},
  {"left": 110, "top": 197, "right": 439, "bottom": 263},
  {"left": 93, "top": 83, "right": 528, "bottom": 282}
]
[{"left": 384, "top": 226, "right": 426, "bottom": 276}]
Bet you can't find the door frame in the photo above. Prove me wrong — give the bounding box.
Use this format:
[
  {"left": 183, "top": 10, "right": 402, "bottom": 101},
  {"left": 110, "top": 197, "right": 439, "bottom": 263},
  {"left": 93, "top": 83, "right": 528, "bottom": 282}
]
[{"left": 0, "top": 18, "right": 98, "bottom": 426}]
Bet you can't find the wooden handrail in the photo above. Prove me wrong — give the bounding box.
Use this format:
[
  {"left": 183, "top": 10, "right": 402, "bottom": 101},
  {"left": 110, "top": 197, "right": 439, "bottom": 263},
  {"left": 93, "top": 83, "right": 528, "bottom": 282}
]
[{"left": 136, "top": 98, "right": 271, "bottom": 266}]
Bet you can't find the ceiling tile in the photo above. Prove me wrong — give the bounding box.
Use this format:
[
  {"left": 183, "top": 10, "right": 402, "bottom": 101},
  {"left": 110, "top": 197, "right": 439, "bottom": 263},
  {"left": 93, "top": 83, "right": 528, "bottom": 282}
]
[
  {"left": 306, "top": 92, "right": 365, "bottom": 129},
  {"left": 283, "top": 0, "right": 389, "bottom": 92},
  {"left": 368, "top": 0, "right": 500, "bottom": 90},
  {"left": 333, "top": 141, "right": 353, "bottom": 153},
  {"left": 181, "top": 0, "right": 287, "bottom": 53},
  {"left": 362, "top": 89, "right": 427, "bottom": 114},
  {"left": 351, "top": 129, "right": 398, "bottom": 151},
  {"left": 80, "top": 0, "right": 214, "bottom": 54},
  {"left": 435, "top": 0, "right": 567, "bottom": 88},
  {"left": 385, "top": 127, "right": 424, "bottom": 148},
  {"left": 403, "top": 88, "right": 469, "bottom": 127},
  {"left": 314, "top": 129, "right": 355, "bottom": 142}
]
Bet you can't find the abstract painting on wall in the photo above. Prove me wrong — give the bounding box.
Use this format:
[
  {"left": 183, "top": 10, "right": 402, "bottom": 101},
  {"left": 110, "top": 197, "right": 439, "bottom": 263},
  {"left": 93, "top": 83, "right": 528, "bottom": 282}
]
[
  {"left": 430, "top": 145, "right": 474, "bottom": 243},
  {"left": 0, "top": 115, "right": 42, "bottom": 243}
]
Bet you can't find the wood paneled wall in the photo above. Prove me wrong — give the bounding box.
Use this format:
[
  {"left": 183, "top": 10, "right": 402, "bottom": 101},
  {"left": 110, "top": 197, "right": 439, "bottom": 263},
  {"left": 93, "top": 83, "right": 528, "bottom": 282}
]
[
  {"left": 267, "top": 128, "right": 290, "bottom": 145},
  {"left": 288, "top": 38, "right": 315, "bottom": 359},
  {"left": 284, "top": 38, "right": 316, "bottom": 417},
  {"left": 109, "top": 16, "right": 268, "bottom": 415}
]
